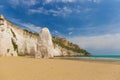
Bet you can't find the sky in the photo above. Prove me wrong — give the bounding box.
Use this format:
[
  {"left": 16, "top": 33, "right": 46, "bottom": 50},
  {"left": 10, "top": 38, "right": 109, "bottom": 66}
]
[{"left": 0, "top": 0, "right": 120, "bottom": 55}]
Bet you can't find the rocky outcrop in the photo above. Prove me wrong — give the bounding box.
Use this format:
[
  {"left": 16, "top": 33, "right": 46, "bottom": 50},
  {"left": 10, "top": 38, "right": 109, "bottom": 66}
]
[
  {"left": 0, "top": 15, "right": 38, "bottom": 57},
  {"left": 52, "top": 37, "right": 91, "bottom": 56},
  {"left": 36, "top": 27, "right": 60, "bottom": 58},
  {"left": 0, "top": 15, "right": 90, "bottom": 58}
]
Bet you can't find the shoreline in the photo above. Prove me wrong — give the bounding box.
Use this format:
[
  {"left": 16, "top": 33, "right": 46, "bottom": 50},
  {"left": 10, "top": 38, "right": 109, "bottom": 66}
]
[{"left": 54, "top": 57, "right": 120, "bottom": 65}]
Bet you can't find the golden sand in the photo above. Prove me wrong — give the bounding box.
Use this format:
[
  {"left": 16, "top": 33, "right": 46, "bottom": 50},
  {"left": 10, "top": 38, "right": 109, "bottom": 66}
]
[{"left": 0, "top": 57, "right": 120, "bottom": 80}]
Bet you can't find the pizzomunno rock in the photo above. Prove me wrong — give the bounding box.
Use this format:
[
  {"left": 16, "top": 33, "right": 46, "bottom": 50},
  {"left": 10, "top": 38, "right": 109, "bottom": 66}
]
[{"left": 36, "top": 27, "right": 61, "bottom": 58}]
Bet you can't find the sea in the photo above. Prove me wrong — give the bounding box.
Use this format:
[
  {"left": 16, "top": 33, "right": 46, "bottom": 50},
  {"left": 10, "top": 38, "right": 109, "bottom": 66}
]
[{"left": 59, "top": 55, "right": 120, "bottom": 62}]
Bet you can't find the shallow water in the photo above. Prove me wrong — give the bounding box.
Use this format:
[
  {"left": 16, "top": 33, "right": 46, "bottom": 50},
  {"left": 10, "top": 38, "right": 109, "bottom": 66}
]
[{"left": 58, "top": 55, "right": 120, "bottom": 62}]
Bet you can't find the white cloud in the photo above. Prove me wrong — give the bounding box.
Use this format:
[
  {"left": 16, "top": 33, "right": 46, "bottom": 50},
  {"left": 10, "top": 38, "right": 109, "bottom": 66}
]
[
  {"left": 68, "top": 32, "right": 73, "bottom": 35},
  {"left": 88, "top": 0, "right": 102, "bottom": 3},
  {"left": 29, "top": 7, "right": 49, "bottom": 14},
  {"left": 29, "top": 6, "right": 80, "bottom": 17},
  {"left": 52, "top": 30, "right": 65, "bottom": 37},
  {"left": 68, "top": 34, "right": 120, "bottom": 50},
  {"left": 67, "top": 27, "right": 75, "bottom": 31},
  {"left": 49, "top": 7, "right": 73, "bottom": 16},
  {"left": 67, "top": 20, "right": 120, "bottom": 36},
  {"left": 8, "top": 0, "right": 102, "bottom": 7},
  {"left": 44, "top": 0, "right": 75, "bottom": 4},
  {"left": 10, "top": 18, "right": 41, "bottom": 33},
  {"left": 53, "top": 30, "right": 61, "bottom": 36},
  {"left": 55, "top": 30, "right": 59, "bottom": 34},
  {"left": 44, "top": 0, "right": 102, "bottom": 4},
  {"left": 9, "top": 0, "right": 38, "bottom": 6},
  {"left": 21, "top": 23, "right": 41, "bottom": 33}
]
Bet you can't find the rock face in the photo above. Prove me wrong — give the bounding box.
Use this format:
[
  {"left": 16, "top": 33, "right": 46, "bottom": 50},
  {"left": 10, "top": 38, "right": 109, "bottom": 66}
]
[
  {"left": 0, "top": 15, "right": 90, "bottom": 58},
  {"left": 36, "top": 27, "right": 58, "bottom": 58},
  {"left": 0, "top": 15, "right": 60, "bottom": 58},
  {"left": 52, "top": 37, "right": 91, "bottom": 56},
  {"left": 36, "top": 27, "right": 62, "bottom": 58},
  {"left": 0, "top": 15, "right": 38, "bottom": 56}
]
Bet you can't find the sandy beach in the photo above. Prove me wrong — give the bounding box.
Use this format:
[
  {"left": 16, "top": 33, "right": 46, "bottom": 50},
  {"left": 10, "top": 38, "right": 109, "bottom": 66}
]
[{"left": 0, "top": 57, "right": 120, "bottom": 80}]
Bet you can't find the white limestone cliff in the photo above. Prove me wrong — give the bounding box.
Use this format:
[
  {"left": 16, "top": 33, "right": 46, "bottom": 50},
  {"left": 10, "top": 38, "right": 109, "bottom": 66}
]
[
  {"left": 0, "top": 15, "right": 90, "bottom": 58},
  {"left": 0, "top": 15, "right": 61, "bottom": 58},
  {"left": 0, "top": 15, "right": 38, "bottom": 57},
  {"left": 36, "top": 27, "right": 61, "bottom": 58}
]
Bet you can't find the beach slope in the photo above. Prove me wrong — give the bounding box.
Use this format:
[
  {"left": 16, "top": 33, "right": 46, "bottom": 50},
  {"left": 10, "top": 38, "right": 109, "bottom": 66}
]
[{"left": 0, "top": 57, "right": 120, "bottom": 80}]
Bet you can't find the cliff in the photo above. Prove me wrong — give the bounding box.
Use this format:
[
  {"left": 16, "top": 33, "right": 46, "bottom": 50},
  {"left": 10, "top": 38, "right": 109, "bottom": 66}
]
[
  {"left": 0, "top": 15, "right": 90, "bottom": 57},
  {"left": 0, "top": 15, "right": 38, "bottom": 56},
  {"left": 52, "top": 37, "right": 90, "bottom": 56}
]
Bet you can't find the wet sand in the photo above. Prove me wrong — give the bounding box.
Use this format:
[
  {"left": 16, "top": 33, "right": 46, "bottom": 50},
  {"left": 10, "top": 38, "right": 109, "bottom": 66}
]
[{"left": 0, "top": 57, "right": 120, "bottom": 80}]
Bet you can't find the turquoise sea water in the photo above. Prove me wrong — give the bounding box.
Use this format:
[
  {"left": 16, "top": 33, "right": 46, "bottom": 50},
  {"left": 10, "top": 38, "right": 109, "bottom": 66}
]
[{"left": 63, "top": 55, "right": 120, "bottom": 61}]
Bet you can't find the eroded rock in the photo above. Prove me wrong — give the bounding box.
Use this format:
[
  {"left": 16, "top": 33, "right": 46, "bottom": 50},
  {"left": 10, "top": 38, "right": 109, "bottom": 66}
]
[{"left": 36, "top": 27, "right": 55, "bottom": 58}]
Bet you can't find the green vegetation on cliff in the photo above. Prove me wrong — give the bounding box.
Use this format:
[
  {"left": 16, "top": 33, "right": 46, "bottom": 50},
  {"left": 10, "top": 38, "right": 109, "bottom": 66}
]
[
  {"left": 23, "top": 29, "right": 39, "bottom": 36},
  {"left": 11, "top": 29, "right": 16, "bottom": 38},
  {"left": 11, "top": 38, "right": 18, "bottom": 53},
  {"left": 52, "top": 36, "right": 91, "bottom": 56}
]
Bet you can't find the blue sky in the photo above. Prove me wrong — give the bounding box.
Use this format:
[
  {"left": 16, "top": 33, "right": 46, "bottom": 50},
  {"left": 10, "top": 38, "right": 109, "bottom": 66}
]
[{"left": 0, "top": 0, "right": 120, "bottom": 55}]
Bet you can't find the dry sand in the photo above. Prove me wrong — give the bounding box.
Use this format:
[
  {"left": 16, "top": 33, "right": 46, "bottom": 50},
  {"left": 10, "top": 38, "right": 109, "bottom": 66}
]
[{"left": 0, "top": 57, "right": 120, "bottom": 80}]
